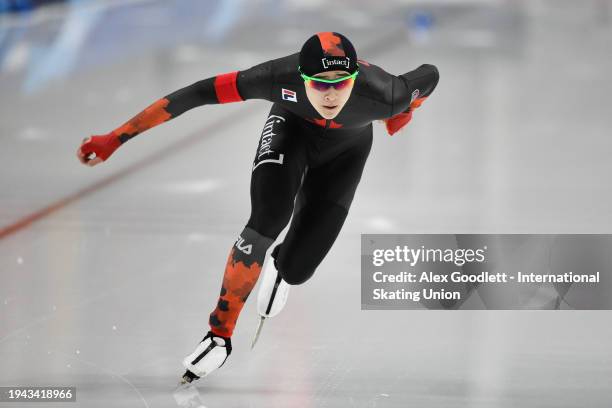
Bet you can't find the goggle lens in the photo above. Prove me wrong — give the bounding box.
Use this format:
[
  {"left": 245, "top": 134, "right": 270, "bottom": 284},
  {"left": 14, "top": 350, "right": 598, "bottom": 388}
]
[
  {"left": 306, "top": 77, "right": 355, "bottom": 91},
  {"left": 299, "top": 67, "right": 359, "bottom": 92}
]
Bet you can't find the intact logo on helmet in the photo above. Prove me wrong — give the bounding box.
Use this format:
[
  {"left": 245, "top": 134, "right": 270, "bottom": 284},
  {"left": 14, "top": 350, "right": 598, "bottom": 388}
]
[{"left": 321, "top": 57, "right": 350, "bottom": 70}]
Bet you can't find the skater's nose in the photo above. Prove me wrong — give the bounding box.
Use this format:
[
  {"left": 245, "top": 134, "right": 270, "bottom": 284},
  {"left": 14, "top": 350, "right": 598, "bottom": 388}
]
[{"left": 323, "top": 91, "right": 337, "bottom": 102}]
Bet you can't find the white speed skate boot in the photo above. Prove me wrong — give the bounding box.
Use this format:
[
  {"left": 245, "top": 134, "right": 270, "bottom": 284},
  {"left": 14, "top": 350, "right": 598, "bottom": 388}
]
[
  {"left": 180, "top": 331, "right": 232, "bottom": 384},
  {"left": 252, "top": 247, "right": 290, "bottom": 348}
]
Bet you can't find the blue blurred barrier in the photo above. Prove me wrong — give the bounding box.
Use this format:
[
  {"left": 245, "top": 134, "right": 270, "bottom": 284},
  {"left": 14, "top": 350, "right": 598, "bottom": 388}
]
[{"left": 0, "top": 0, "right": 66, "bottom": 13}]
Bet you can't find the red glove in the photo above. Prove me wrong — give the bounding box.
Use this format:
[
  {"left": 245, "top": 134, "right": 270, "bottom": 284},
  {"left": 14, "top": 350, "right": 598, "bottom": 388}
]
[
  {"left": 76, "top": 133, "right": 122, "bottom": 166},
  {"left": 384, "top": 96, "right": 428, "bottom": 136},
  {"left": 384, "top": 110, "right": 413, "bottom": 136}
]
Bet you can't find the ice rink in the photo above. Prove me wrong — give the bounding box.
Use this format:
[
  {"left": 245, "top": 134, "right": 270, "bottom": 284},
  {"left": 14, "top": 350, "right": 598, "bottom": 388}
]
[{"left": 1, "top": 0, "right": 611, "bottom": 406}]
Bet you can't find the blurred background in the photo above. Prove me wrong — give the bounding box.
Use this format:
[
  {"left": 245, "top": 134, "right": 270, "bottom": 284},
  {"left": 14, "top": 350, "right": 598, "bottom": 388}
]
[{"left": 1, "top": 0, "right": 611, "bottom": 407}]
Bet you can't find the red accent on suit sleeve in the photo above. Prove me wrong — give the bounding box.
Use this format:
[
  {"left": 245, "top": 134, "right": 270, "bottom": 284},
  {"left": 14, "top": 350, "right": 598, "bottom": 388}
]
[
  {"left": 214, "top": 71, "right": 243, "bottom": 103},
  {"left": 384, "top": 97, "right": 428, "bottom": 136},
  {"left": 112, "top": 98, "right": 172, "bottom": 139},
  {"left": 385, "top": 111, "right": 413, "bottom": 136},
  {"left": 410, "top": 96, "right": 426, "bottom": 109}
]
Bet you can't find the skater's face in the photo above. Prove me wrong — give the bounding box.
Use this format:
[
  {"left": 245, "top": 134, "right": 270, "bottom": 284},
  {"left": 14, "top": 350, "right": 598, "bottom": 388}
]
[{"left": 303, "top": 70, "right": 355, "bottom": 120}]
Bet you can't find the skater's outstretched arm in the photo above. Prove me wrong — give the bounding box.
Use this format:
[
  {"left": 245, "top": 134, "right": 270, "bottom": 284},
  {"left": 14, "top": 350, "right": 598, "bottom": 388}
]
[
  {"left": 77, "top": 62, "right": 273, "bottom": 166},
  {"left": 384, "top": 64, "right": 440, "bottom": 136}
]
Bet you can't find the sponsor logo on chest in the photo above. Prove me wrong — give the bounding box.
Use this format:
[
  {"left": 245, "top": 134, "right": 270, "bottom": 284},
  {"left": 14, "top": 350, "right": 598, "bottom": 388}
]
[{"left": 281, "top": 88, "right": 297, "bottom": 102}]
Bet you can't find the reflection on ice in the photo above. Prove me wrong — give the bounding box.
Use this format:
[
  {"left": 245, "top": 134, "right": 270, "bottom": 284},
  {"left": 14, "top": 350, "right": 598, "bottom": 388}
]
[{"left": 173, "top": 384, "right": 208, "bottom": 408}]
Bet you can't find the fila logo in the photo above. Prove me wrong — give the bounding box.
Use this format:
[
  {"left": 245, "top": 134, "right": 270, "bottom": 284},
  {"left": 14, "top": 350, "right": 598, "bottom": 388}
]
[
  {"left": 410, "top": 89, "right": 420, "bottom": 103},
  {"left": 235, "top": 235, "right": 252, "bottom": 255},
  {"left": 282, "top": 88, "right": 297, "bottom": 102}
]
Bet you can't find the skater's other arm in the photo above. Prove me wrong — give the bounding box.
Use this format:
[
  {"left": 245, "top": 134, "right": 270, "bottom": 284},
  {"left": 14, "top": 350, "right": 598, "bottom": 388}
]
[
  {"left": 384, "top": 64, "right": 439, "bottom": 136},
  {"left": 77, "top": 62, "right": 273, "bottom": 166}
]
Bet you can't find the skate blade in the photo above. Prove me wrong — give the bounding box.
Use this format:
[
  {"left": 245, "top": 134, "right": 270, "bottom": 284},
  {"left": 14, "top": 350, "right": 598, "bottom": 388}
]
[
  {"left": 178, "top": 370, "right": 199, "bottom": 386},
  {"left": 251, "top": 316, "right": 266, "bottom": 350}
]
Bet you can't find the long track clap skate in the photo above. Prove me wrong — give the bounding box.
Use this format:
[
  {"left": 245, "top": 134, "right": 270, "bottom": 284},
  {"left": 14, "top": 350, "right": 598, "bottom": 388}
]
[
  {"left": 251, "top": 254, "right": 290, "bottom": 349},
  {"left": 180, "top": 331, "right": 232, "bottom": 385}
]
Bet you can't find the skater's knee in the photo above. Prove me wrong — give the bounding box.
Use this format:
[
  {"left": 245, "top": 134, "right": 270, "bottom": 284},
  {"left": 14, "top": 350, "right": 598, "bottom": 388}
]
[
  {"left": 281, "top": 273, "right": 312, "bottom": 285},
  {"left": 247, "top": 203, "right": 292, "bottom": 238},
  {"left": 277, "top": 263, "right": 315, "bottom": 285}
]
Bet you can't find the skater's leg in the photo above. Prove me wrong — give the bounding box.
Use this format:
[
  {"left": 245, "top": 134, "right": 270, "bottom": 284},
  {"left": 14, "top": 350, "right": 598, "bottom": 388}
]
[
  {"left": 208, "top": 227, "right": 274, "bottom": 338},
  {"left": 275, "top": 126, "right": 373, "bottom": 285},
  {"left": 208, "top": 106, "right": 307, "bottom": 337},
  {"left": 274, "top": 201, "right": 348, "bottom": 285}
]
